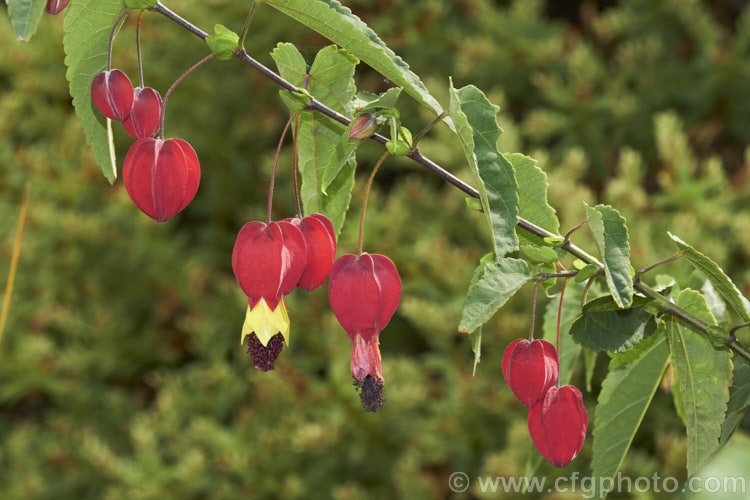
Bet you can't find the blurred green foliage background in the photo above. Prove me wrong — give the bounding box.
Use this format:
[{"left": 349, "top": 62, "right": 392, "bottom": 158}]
[{"left": 3, "top": 0, "right": 750, "bottom": 498}]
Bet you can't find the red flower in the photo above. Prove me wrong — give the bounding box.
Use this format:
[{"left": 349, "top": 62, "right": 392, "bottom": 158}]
[
  {"left": 232, "top": 220, "right": 307, "bottom": 371},
  {"left": 528, "top": 385, "right": 588, "bottom": 468},
  {"left": 284, "top": 214, "right": 336, "bottom": 291},
  {"left": 123, "top": 138, "right": 200, "bottom": 222},
  {"left": 91, "top": 69, "right": 134, "bottom": 121},
  {"left": 123, "top": 87, "right": 163, "bottom": 140},
  {"left": 502, "top": 338, "right": 559, "bottom": 407},
  {"left": 328, "top": 253, "right": 401, "bottom": 411}
]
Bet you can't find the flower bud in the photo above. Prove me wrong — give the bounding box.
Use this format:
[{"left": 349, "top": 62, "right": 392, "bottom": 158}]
[
  {"left": 45, "top": 0, "right": 70, "bottom": 15},
  {"left": 348, "top": 114, "right": 377, "bottom": 140},
  {"left": 502, "top": 338, "right": 559, "bottom": 407},
  {"left": 528, "top": 385, "right": 588, "bottom": 468},
  {"left": 91, "top": 69, "right": 134, "bottom": 121},
  {"left": 123, "top": 87, "right": 163, "bottom": 140},
  {"left": 123, "top": 138, "right": 200, "bottom": 222}
]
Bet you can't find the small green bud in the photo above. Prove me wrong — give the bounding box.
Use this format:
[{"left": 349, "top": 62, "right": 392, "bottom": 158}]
[
  {"left": 207, "top": 24, "right": 240, "bottom": 61},
  {"left": 348, "top": 114, "right": 377, "bottom": 140}
]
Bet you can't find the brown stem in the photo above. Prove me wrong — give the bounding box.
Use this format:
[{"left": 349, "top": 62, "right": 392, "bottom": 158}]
[
  {"left": 358, "top": 152, "right": 390, "bottom": 255},
  {"left": 292, "top": 114, "right": 302, "bottom": 218},
  {"left": 266, "top": 114, "right": 296, "bottom": 225}
]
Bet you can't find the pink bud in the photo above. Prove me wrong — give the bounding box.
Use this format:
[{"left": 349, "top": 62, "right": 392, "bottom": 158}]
[
  {"left": 45, "top": 0, "right": 70, "bottom": 15},
  {"left": 123, "top": 87, "right": 163, "bottom": 140},
  {"left": 91, "top": 69, "right": 134, "bottom": 121},
  {"left": 348, "top": 114, "right": 377, "bottom": 140}
]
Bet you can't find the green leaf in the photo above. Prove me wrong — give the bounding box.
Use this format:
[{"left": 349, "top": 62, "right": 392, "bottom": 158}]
[
  {"left": 206, "top": 24, "right": 239, "bottom": 61},
  {"left": 449, "top": 82, "right": 519, "bottom": 258},
  {"left": 506, "top": 153, "right": 561, "bottom": 247},
  {"left": 353, "top": 87, "right": 402, "bottom": 113},
  {"left": 591, "top": 331, "right": 670, "bottom": 499},
  {"left": 720, "top": 360, "right": 750, "bottom": 445},
  {"left": 570, "top": 295, "right": 655, "bottom": 352},
  {"left": 669, "top": 232, "right": 750, "bottom": 321},
  {"left": 7, "top": 0, "right": 46, "bottom": 42},
  {"left": 320, "top": 136, "right": 360, "bottom": 193},
  {"left": 519, "top": 244, "right": 559, "bottom": 263},
  {"left": 586, "top": 204, "right": 633, "bottom": 308},
  {"left": 63, "top": 0, "right": 122, "bottom": 183},
  {"left": 542, "top": 282, "right": 584, "bottom": 385},
  {"left": 672, "top": 376, "right": 687, "bottom": 427},
  {"left": 575, "top": 264, "right": 599, "bottom": 283},
  {"left": 665, "top": 289, "right": 733, "bottom": 477},
  {"left": 458, "top": 258, "right": 531, "bottom": 334},
  {"left": 271, "top": 44, "right": 359, "bottom": 237},
  {"left": 469, "top": 326, "right": 482, "bottom": 377},
  {"left": 123, "top": 0, "right": 157, "bottom": 8},
  {"left": 279, "top": 90, "right": 312, "bottom": 111},
  {"left": 260, "top": 0, "right": 452, "bottom": 129},
  {"left": 584, "top": 349, "right": 597, "bottom": 392},
  {"left": 385, "top": 127, "right": 412, "bottom": 156}
]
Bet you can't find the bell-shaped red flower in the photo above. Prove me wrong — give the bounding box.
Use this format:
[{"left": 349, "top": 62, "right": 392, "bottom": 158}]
[
  {"left": 91, "top": 69, "right": 134, "bottom": 121},
  {"left": 232, "top": 220, "right": 307, "bottom": 371},
  {"left": 45, "top": 0, "right": 70, "bottom": 15},
  {"left": 502, "top": 338, "right": 559, "bottom": 407},
  {"left": 528, "top": 385, "right": 588, "bottom": 468},
  {"left": 123, "top": 87, "right": 163, "bottom": 140},
  {"left": 123, "top": 138, "right": 200, "bottom": 222},
  {"left": 284, "top": 214, "right": 336, "bottom": 291},
  {"left": 328, "top": 252, "right": 401, "bottom": 411}
]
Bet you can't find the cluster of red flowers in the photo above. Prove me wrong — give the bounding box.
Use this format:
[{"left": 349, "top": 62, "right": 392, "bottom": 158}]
[{"left": 502, "top": 339, "right": 588, "bottom": 467}]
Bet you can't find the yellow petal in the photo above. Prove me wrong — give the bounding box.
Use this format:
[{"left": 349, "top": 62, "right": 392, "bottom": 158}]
[{"left": 240, "top": 298, "right": 290, "bottom": 346}]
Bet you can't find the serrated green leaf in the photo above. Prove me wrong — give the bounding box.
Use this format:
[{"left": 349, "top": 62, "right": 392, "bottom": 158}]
[
  {"left": 506, "top": 153, "right": 561, "bottom": 248},
  {"left": 123, "top": 0, "right": 157, "bottom": 8},
  {"left": 320, "top": 136, "right": 360, "bottom": 193},
  {"left": 271, "top": 44, "right": 358, "bottom": 237},
  {"left": 584, "top": 349, "right": 597, "bottom": 392},
  {"left": 575, "top": 264, "right": 599, "bottom": 283},
  {"left": 720, "top": 360, "right": 750, "bottom": 445},
  {"left": 7, "top": 0, "right": 46, "bottom": 42},
  {"left": 279, "top": 90, "right": 312, "bottom": 111},
  {"left": 260, "top": 0, "right": 452, "bottom": 129},
  {"left": 586, "top": 204, "right": 633, "bottom": 308},
  {"left": 63, "top": 0, "right": 122, "bottom": 183},
  {"left": 570, "top": 295, "right": 655, "bottom": 352},
  {"left": 542, "top": 282, "right": 584, "bottom": 385},
  {"left": 469, "top": 326, "right": 482, "bottom": 376},
  {"left": 449, "top": 82, "right": 519, "bottom": 258},
  {"left": 458, "top": 258, "right": 531, "bottom": 334},
  {"left": 591, "top": 331, "right": 670, "bottom": 499},
  {"left": 353, "top": 87, "right": 401, "bottom": 113},
  {"left": 669, "top": 232, "right": 750, "bottom": 322},
  {"left": 206, "top": 24, "right": 239, "bottom": 60},
  {"left": 665, "top": 289, "right": 733, "bottom": 477},
  {"left": 672, "top": 376, "right": 687, "bottom": 427}
]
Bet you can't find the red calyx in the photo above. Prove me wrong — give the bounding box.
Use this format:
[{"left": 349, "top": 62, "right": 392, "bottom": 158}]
[
  {"left": 328, "top": 253, "right": 401, "bottom": 343},
  {"left": 91, "top": 69, "right": 134, "bottom": 121},
  {"left": 502, "top": 338, "right": 559, "bottom": 408},
  {"left": 528, "top": 385, "right": 588, "bottom": 468},
  {"left": 45, "top": 0, "right": 70, "bottom": 15},
  {"left": 284, "top": 214, "right": 336, "bottom": 291},
  {"left": 231, "top": 220, "right": 307, "bottom": 310},
  {"left": 122, "top": 138, "right": 200, "bottom": 222},
  {"left": 123, "top": 87, "right": 163, "bottom": 140}
]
